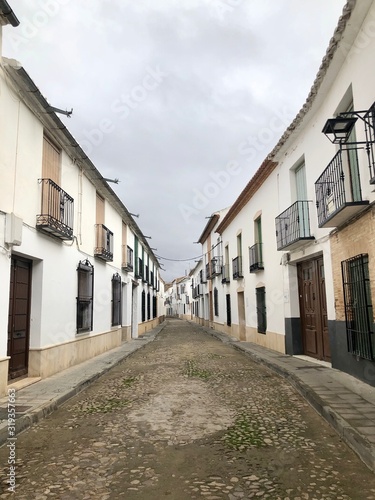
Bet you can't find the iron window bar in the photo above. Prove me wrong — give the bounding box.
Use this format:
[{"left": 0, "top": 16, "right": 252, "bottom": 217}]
[
  {"left": 94, "top": 224, "right": 113, "bottom": 261},
  {"left": 341, "top": 254, "right": 374, "bottom": 360},
  {"left": 36, "top": 178, "right": 74, "bottom": 240},
  {"left": 232, "top": 256, "right": 243, "bottom": 280},
  {"left": 76, "top": 259, "right": 94, "bottom": 333},
  {"left": 111, "top": 273, "right": 122, "bottom": 327},
  {"left": 249, "top": 243, "right": 264, "bottom": 272},
  {"left": 275, "top": 201, "right": 314, "bottom": 250}
]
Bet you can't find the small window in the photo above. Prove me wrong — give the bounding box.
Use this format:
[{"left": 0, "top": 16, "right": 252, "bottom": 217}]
[
  {"left": 226, "top": 294, "right": 231, "bottom": 326},
  {"left": 153, "top": 296, "right": 157, "bottom": 318},
  {"left": 77, "top": 259, "right": 94, "bottom": 333},
  {"left": 111, "top": 273, "right": 122, "bottom": 327},
  {"left": 147, "top": 292, "right": 151, "bottom": 320},
  {"left": 342, "top": 254, "right": 374, "bottom": 360},
  {"left": 141, "top": 290, "right": 146, "bottom": 322},
  {"left": 256, "top": 287, "right": 267, "bottom": 334},
  {"left": 214, "top": 287, "right": 219, "bottom": 317}
]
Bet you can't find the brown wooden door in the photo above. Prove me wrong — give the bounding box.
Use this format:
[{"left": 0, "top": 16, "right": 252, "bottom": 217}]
[
  {"left": 7, "top": 258, "right": 32, "bottom": 379},
  {"left": 298, "top": 257, "right": 331, "bottom": 361}
]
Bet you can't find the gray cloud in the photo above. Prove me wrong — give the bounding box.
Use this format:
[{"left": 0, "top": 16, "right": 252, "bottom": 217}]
[{"left": 3, "top": 0, "right": 346, "bottom": 281}]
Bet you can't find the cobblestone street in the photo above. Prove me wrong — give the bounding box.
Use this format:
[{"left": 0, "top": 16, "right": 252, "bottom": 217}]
[{"left": 1, "top": 319, "right": 375, "bottom": 499}]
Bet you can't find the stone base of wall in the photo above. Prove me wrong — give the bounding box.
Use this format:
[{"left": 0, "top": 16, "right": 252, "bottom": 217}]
[
  {"left": 245, "top": 326, "right": 285, "bottom": 353},
  {"left": 0, "top": 357, "right": 9, "bottom": 397},
  {"left": 121, "top": 326, "right": 131, "bottom": 342},
  {"left": 209, "top": 322, "right": 285, "bottom": 353},
  {"left": 138, "top": 316, "right": 165, "bottom": 336},
  {"left": 28, "top": 328, "right": 123, "bottom": 380}
]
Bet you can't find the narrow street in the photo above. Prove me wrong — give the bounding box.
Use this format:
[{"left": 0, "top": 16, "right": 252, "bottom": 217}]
[{"left": 1, "top": 319, "right": 375, "bottom": 500}]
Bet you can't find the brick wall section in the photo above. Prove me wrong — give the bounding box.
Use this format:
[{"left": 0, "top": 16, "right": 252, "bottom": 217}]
[{"left": 330, "top": 206, "right": 375, "bottom": 321}]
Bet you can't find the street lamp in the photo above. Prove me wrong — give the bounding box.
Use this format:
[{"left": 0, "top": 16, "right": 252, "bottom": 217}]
[
  {"left": 322, "top": 117, "right": 358, "bottom": 144},
  {"left": 322, "top": 102, "right": 375, "bottom": 183}
]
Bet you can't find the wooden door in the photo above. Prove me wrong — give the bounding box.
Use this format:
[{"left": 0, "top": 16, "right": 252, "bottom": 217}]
[
  {"left": 7, "top": 258, "right": 32, "bottom": 379},
  {"left": 298, "top": 257, "right": 330, "bottom": 361}
]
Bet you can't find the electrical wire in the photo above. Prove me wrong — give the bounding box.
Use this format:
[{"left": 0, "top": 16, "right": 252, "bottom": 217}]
[{"left": 155, "top": 240, "right": 221, "bottom": 263}]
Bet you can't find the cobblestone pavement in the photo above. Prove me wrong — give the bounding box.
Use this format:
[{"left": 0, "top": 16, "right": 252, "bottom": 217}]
[{"left": 1, "top": 319, "right": 375, "bottom": 499}]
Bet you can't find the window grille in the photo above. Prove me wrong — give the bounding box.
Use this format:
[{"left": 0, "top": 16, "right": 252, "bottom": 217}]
[
  {"left": 214, "top": 287, "right": 219, "bottom": 317},
  {"left": 226, "top": 294, "right": 231, "bottom": 326},
  {"left": 147, "top": 292, "right": 151, "bottom": 320},
  {"left": 342, "top": 254, "right": 374, "bottom": 360},
  {"left": 77, "top": 259, "right": 94, "bottom": 333},
  {"left": 111, "top": 273, "right": 122, "bottom": 326},
  {"left": 153, "top": 296, "right": 157, "bottom": 318},
  {"left": 141, "top": 290, "right": 146, "bottom": 322},
  {"left": 256, "top": 287, "right": 267, "bottom": 334}
]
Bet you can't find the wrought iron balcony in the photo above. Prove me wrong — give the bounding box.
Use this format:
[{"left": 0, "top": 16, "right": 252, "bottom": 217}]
[
  {"left": 206, "top": 263, "right": 211, "bottom": 280},
  {"left": 249, "top": 243, "right": 264, "bottom": 272},
  {"left": 121, "top": 245, "right": 133, "bottom": 272},
  {"left": 94, "top": 224, "right": 113, "bottom": 261},
  {"left": 135, "top": 258, "right": 143, "bottom": 279},
  {"left": 199, "top": 269, "right": 207, "bottom": 284},
  {"left": 315, "top": 150, "right": 369, "bottom": 228},
  {"left": 232, "top": 256, "right": 243, "bottom": 280},
  {"left": 275, "top": 201, "right": 315, "bottom": 251},
  {"left": 211, "top": 257, "right": 223, "bottom": 277},
  {"left": 36, "top": 178, "right": 74, "bottom": 240},
  {"left": 221, "top": 263, "right": 230, "bottom": 284}
]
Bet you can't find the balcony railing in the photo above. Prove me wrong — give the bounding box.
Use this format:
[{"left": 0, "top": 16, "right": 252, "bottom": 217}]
[
  {"left": 121, "top": 245, "right": 133, "bottom": 272},
  {"left": 211, "top": 257, "right": 223, "bottom": 277},
  {"left": 232, "top": 256, "right": 243, "bottom": 280},
  {"left": 36, "top": 178, "right": 74, "bottom": 240},
  {"left": 221, "top": 263, "right": 230, "bottom": 284},
  {"left": 275, "top": 201, "right": 315, "bottom": 251},
  {"left": 199, "top": 269, "right": 207, "bottom": 284},
  {"left": 94, "top": 224, "right": 113, "bottom": 261},
  {"left": 249, "top": 243, "right": 264, "bottom": 272},
  {"left": 315, "top": 150, "right": 369, "bottom": 228},
  {"left": 206, "top": 263, "right": 211, "bottom": 280},
  {"left": 135, "top": 258, "right": 143, "bottom": 279}
]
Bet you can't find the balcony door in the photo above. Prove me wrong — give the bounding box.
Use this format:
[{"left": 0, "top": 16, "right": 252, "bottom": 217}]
[
  {"left": 345, "top": 103, "right": 361, "bottom": 202},
  {"left": 298, "top": 257, "right": 330, "bottom": 361},
  {"left": 295, "top": 163, "right": 309, "bottom": 237}
]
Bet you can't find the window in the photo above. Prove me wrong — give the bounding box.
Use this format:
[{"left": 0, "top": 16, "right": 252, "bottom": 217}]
[
  {"left": 256, "top": 287, "right": 267, "bottom": 334},
  {"left": 226, "top": 294, "right": 231, "bottom": 326},
  {"left": 153, "top": 296, "right": 157, "bottom": 318},
  {"left": 111, "top": 273, "right": 122, "bottom": 326},
  {"left": 342, "top": 254, "right": 374, "bottom": 360},
  {"left": 141, "top": 290, "right": 146, "bottom": 322},
  {"left": 77, "top": 259, "right": 94, "bottom": 333},
  {"left": 147, "top": 292, "right": 151, "bottom": 320},
  {"left": 214, "top": 287, "right": 219, "bottom": 317}
]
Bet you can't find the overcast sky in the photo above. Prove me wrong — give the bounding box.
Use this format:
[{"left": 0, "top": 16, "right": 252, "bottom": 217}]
[{"left": 3, "top": 0, "right": 346, "bottom": 282}]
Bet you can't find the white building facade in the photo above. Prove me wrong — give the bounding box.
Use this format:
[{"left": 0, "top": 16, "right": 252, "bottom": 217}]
[
  {"left": 191, "top": 0, "right": 375, "bottom": 386},
  {"left": 0, "top": 5, "right": 165, "bottom": 395}
]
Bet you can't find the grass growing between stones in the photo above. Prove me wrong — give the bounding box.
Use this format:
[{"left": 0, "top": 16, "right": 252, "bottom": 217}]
[
  {"left": 122, "top": 376, "right": 138, "bottom": 387},
  {"left": 78, "top": 398, "right": 131, "bottom": 414},
  {"left": 223, "top": 414, "right": 266, "bottom": 450},
  {"left": 184, "top": 359, "right": 212, "bottom": 380}
]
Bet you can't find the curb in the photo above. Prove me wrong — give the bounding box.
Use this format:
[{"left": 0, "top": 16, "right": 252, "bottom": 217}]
[{"left": 0, "top": 321, "right": 166, "bottom": 447}]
